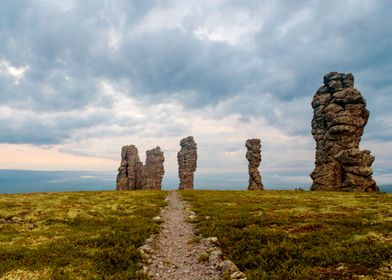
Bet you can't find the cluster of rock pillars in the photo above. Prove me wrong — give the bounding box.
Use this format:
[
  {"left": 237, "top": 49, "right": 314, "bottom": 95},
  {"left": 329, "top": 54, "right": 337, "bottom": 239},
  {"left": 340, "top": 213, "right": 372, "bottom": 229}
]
[
  {"left": 116, "top": 136, "right": 198, "bottom": 191},
  {"left": 116, "top": 72, "right": 379, "bottom": 192}
]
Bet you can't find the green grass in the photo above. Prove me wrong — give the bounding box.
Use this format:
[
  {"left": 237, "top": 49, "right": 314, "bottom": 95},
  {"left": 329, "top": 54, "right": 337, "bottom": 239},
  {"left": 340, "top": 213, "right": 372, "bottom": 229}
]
[
  {"left": 180, "top": 190, "right": 392, "bottom": 280},
  {"left": 0, "top": 190, "right": 167, "bottom": 279}
]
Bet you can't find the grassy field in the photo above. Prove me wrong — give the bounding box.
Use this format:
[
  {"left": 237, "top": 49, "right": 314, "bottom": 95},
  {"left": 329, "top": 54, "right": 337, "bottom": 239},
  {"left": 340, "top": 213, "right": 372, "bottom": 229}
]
[
  {"left": 181, "top": 190, "right": 392, "bottom": 280},
  {"left": 0, "top": 190, "right": 167, "bottom": 279}
]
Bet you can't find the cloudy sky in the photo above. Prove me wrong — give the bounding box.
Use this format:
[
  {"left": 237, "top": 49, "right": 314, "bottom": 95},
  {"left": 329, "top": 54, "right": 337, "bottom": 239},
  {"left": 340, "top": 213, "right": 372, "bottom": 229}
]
[{"left": 1, "top": 0, "right": 391, "bottom": 188}]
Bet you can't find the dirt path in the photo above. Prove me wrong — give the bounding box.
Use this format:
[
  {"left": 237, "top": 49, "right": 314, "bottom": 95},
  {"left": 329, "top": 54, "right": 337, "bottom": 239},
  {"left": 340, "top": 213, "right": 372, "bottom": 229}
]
[{"left": 147, "top": 191, "right": 222, "bottom": 280}]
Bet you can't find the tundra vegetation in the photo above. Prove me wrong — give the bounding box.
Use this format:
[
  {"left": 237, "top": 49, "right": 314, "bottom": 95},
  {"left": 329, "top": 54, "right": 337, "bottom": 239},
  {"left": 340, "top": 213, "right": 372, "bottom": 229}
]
[
  {"left": 181, "top": 190, "right": 392, "bottom": 280},
  {"left": 0, "top": 191, "right": 167, "bottom": 279}
]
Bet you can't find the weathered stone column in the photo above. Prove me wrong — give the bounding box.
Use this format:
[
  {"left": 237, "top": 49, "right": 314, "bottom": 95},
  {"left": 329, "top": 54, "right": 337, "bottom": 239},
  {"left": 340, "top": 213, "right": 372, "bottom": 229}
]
[
  {"left": 178, "top": 136, "right": 197, "bottom": 190},
  {"left": 310, "top": 72, "right": 378, "bottom": 192},
  {"left": 143, "top": 146, "right": 165, "bottom": 190},
  {"left": 246, "top": 139, "right": 264, "bottom": 190},
  {"left": 116, "top": 145, "right": 143, "bottom": 190}
]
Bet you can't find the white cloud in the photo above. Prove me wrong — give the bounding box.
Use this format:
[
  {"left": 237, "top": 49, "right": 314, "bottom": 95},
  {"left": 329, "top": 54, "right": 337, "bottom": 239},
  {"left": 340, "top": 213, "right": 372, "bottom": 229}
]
[{"left": 0, "top": 59, "right": 28, "bottom": 85}]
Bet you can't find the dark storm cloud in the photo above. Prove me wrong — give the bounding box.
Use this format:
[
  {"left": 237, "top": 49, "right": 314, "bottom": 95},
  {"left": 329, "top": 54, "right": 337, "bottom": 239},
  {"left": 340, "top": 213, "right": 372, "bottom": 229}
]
[
  {"left": 0, "top": 1, "right": 157, "bottom": 110},
  {"left": 250, "top": 1, "right": 392, "bottom": 100},
  {"left": 0, "top": 0, "right": 391, "bottom": 145},
  {"left": 116, "top": 29, "right": 259, "bottom": 106}
]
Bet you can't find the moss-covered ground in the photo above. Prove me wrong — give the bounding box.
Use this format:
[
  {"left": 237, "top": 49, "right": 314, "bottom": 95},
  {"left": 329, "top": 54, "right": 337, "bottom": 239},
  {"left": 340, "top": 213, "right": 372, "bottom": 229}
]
[
  {"left": 181, "top": 190, "right": 392, "bottom": 280},
  {"left": 0, "top": 190, "right": 167, "bottom": 279}
]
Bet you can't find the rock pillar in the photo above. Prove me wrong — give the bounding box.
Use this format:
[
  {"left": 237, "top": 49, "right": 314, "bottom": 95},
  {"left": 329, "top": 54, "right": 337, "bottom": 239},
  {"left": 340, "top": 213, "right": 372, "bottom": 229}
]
[
  {"left": 310, "top": 72, "right": 378, "bottom": 192},
  {"left": 116, "top": 145, "right": 143, "bottom": 190},
  {"left": 246, "top": 139, "right": 264, "bottom": 190},
  {"left": 116, "top": 145, "right": 165, "bottom": 190},
  {"left": 143, "top": 147, "right": 165, "bottom": 190},
  {"left": 178, "top": 136, "right": 197, "bottom": 190}
]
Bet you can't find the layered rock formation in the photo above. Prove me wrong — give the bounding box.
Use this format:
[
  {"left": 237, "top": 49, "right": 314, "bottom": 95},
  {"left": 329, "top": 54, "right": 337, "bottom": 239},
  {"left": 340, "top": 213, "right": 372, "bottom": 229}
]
[
  {"left": 178, "top": 136, "right": 198, "bottom": 190},
  {"left": 116, "top": 145, "right": 165, "bottom": 190},
  {"left": 310, "top": 72, "right": 378, "bottom": 192},
  {"left": 246, "top": 139, "right": 264, "bottom": 190},
  {"left": 144, "top": 147, "right": 165, "bottom": 190},
  {"left": 116, "top": 145, "right": 144, "bottom": 190}
]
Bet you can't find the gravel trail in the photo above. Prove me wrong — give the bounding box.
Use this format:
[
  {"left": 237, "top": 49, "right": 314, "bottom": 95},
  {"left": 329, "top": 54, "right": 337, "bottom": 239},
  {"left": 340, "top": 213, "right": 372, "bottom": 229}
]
[{"left": 147, "top": 191, "right": 221, "bottom": 280}]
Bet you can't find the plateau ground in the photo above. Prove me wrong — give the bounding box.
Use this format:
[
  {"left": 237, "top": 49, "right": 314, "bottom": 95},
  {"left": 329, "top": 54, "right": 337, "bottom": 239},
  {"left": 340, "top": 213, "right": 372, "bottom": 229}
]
[
  {"left": 181, "top": 190, "right": 392, "bottom": 280},
  {"left": 1, "top": 190, "right": 391, "bottom": 280},
  {"left": 0, "top": 190, "right": 167, "bottom": 279}
]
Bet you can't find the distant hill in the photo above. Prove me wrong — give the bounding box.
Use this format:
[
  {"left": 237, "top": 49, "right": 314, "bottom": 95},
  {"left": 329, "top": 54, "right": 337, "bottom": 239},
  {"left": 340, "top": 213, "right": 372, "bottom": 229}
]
[
  {"left": 380, "top": 184, "right": 392, "bottom": 193},
  {"left": 0, "top": 170, "right": 115, "bottom": 194},
  {"left": 0, "top": 170, "right": 390, "bottom": 194}
]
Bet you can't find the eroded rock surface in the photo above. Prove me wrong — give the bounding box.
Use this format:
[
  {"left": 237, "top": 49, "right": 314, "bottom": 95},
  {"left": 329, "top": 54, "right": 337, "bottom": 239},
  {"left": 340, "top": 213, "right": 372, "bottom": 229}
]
[
  {"left": 245, "top": 139, "right": 264, "bottom": 190},
  {"left": 116, "top": 145, "right": 144, "bottom": 190},
  {"left": 116, "top": 145, "right": 165, "bottom": 190},
  {"left": 178, "top": 136, "right": 197, "bottom": 190},
  {"left": 144, "top": 147, "right": 165, "bottom": 190},
  {"left": 310, "top": 72, "right": 378, "bottom": 192}
]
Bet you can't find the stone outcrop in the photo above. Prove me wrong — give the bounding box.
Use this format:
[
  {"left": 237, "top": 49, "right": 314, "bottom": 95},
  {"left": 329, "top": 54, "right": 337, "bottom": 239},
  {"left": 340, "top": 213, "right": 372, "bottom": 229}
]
[
  {"left": 245, "top": 139, "right": 264, "bottom": 190},
  {"left": 116, "top": 145, "right": 144, "bottom": 190},
  {"left": 178, "top": 136, "right": 197, "bottom": 190},
  {"left": 310, "top": 72, "right": 378, "bottom": 192},
  {"left": 116, "top": 145, "right": 165, "bottom": 190},
  {"left": 144, "top": 147, "right": 165, "bottom": 190}
]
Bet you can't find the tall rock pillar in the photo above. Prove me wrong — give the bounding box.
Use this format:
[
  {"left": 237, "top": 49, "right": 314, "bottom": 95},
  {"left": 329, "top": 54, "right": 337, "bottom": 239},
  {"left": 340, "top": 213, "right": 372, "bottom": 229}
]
[
  {"left": 116, "top": 145, "right": 165, "bottom": 190},
  {"left": 246, "top": 139, "right": 264, "bottom": 190},
  {"left": 143, "top": 147, "right": 165, "bottom": 190},
  {"left": 310, "top": 72, "right": 378, "bottom": 192},
  {"left": 178, "top": 136, "right": 197, "bottom": 190},
  {"left": 116, "top": 145, "right": 143, "bottom": 190}
]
